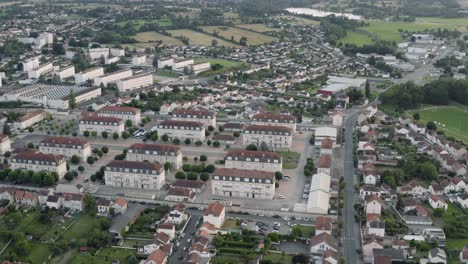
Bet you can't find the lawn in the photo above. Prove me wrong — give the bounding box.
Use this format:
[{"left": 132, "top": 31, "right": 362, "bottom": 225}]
[
  {"left": 167, "top": 29, "right": 239, "bottom": 47},
  {"left": 447, "top": 238, "right": 468, "bottom": 250},
  {"left": 277, "top": 151, "right": 301, "bottom": 169},
  {"left": 236, "top": 24, "right": 281, "bottom": 32},
  {"left": 1, "top": 242, "right": 51, "bottom": 264},
  {"left": 194, "top": 58, "right": 242, "bottom": 68},
  {"left": 221, "top": 219, "right": 240, "bottom": 230},
  {"left": 211, "top": 255, "right": 244, "bottom": 264},
  {"left": 408, "top": 104, "right": 468, "bottom": 143},
  {"left": 201, "top": 26, "right": 278, "bottom": 45},
  {"left": 262, "top": 252, "right": 293, "bottom": 264},
  {"left": 132, "top": 31, "right": 182, "bottom": 46},
  {"left": 62, "top": 215, "right": 103, "bottom": 246},
  {"left": 339, "top": 30, "right": 374, "bottom": 46},
  {"left": 301, "top": 225, "right": 316, "bottom": 237},
  {"left": 116, "top": 19, "right": 172, "bottom": 29}
]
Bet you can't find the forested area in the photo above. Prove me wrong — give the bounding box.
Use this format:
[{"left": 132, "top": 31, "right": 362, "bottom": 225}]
[{"left": 380, "top": 78, "right": 468, "bottom": 111}]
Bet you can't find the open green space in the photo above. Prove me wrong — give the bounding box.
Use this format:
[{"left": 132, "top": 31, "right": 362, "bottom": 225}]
[
  {"left": 262, "top": 252, "right": 293, "bottom": 264},
  {"left": 195, "top": 58, "right": 242, "bottom": 68},
  {"left": 236, "top": 24, "right": 281, "bottom": 32},
  {"left": 69, "top": 247, "right": 136, "bottom": 264},
  {"left": 340, "top": 17, "right": 468, "bottom": 46},
  {"left": 447, "top": 238, "right": 468, "bottom": 250},
  {"left": 277, "top": 151, "right": 301, "bottom": 169},
  {"left": 132, "top": 31, "right": 183, "bottom": 46},
  {"left": 167, "top": 29, "right": 239, "bottom": 47},
  {"left": 116, "top": 19, "right": 172, "bottom": 29},
  {"left": 276, "top": 15, "right": 320, "bottom": 26},
  {"left": 211, "top": 254, "right": 244, "bottom": 264},
  {"left": 408, "top": 104, "right": 468, "bottom": 143},
  {"left": 62, "top": 215, "right": 102, "bottom": 245},
  {"left": 201, "top": 26, "right": 278, "bottom": 45}
]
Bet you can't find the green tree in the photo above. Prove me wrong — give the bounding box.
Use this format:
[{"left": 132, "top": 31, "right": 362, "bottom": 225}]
[
  {"left": 426, "top": 121, "right": 437, "bottom": 131},
  {"left": 64, "top": 172, "right": 73, "bottom": 181},
  {"left": 101, "top": 131, "right": 108, "bottom": 138},
  {"left": 204, "top": 164, "right": 216, "bottom": 173},
  {"left": 187, "top": 172, "right": 198, "bottom": 180},
  {"left": 83, "top": 193, "right": 97, "bottom": 215},
  {"left": 246, "top": 144, "right": 257, "bottom": 151},
  {"left": 175, "top": 171, "right": 186, "bottom": 179},
  {"left": 172, "top": 138, "right": 180, "bottom": 145},
  {"left": 365, "top": 80, "right": 370, "bottom": 98},
  {"left": 83, "top": 131, "right": 90, "bottom": 137},
  {"left": 200, "top": 155, "right": 207, "bottom": 162},
  {"left": 125, "top": 120, "right": 133, "bottom": 127},
  {"left": 71, "top": 155, "right": 80, "bottom": 164},
  {"left": 68, "top": 90, "right": 77, "bottom": 109},
  {"left": 212, "top": 141, "right": 220, "bottom": 147},
  {"left": 102, "top": 146, "right": 109, "bottom": 154},
  {"left": 291, "top": 225, "right": 304, "bottom": 238},
  {"left": 113, "top": 132, "right": 119, "bottom": 140},
  {"left": 275, "top": 171, "right": 283, "bottom": 180},
  {"left": 164, "top": 162, "right": 172, "bottom": 171},
  {"left": 433, "top": 208, "right": 444, "bottom": 217},
  {"left": 184, "top": 138, "right": 191, "bottom": 145},
  {"left": 200, "top": 172, "right": 209, "bottom": 181},
  {"left": 162, "top": 134, "right": 169, "bottom": 141},
  {"left": 195, "top": 140, "right": 202, "bottom": 146},
  {"left": 413, "top": 113, "right": 420, "bottom": 120},
  {"left": 78, "top": 166, "right": 85, "bottom": 173},
  {"left": 87, "top": 156, "right": 95, "bottom": 165}
]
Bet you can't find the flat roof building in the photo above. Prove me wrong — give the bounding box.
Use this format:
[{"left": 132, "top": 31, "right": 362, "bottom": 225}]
[{"left": 211, "top": 168, "right": 275, "bottom": 199}]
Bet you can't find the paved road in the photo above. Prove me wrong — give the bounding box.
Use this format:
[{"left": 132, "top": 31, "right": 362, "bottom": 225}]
[
  {"left": 167, "top": 214, "right": 200, "bottom": 264},
  {"left": 342, "top": 110, "right": 362, "bottom": 263}
]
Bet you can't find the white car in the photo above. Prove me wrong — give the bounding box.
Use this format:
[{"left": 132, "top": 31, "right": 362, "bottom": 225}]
[
  {"left": 302, "top": 194, "right": 309, "bottom": 199},
  {"left": 276, "top": 195, "right": 285, "bottom": 199}
]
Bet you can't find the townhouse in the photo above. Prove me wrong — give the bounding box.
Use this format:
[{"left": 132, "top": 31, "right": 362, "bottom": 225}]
[
  {"left": 61, "top": 193, "right": 84, "bottom": 212},
  {"left": 224, "top": 149, "right": 282, "bottom": 172},
  {"left": 318, "top": 155, "right": 333, "bottom": 176},
  {"left": 39, "top": 137, "right": 91, "bottom": 161},
  {"left": 171, "top": 109, "right": 216, "bottom": 127},
  {"left": 156, "top": 120, "right": 205, "bottom": 141},
  {"left": 211, "top": 168, "right": 275, "bottom": 199},
  {"left": 104, "top": 160, "right": 165, "bottom": 190},
  {"left": 11, "top": 152, "right": 67, "bottom": 178},
  {"left": 97, "top": 105, "right": 141, "bottom": 125},
  {"left": 251, "top": 113, "right": 297, "bottom": 132},
  {"left": 79, "top": 115, "right": 124, "bottom": 135},
  {"left": 127, "top": 143, "right": 182, "bottom": 170},
  {"left": 166, "top": 204, "right": 188, "bottom": 225},
  {"left": 242, "top": 125, "right": 292, "bottom": 149},
  {"left": 0, "top": 134, "right": 11, "bottom": 154},
  {"left": 429, "top": 195, "right": 448, "bottom": 211}
]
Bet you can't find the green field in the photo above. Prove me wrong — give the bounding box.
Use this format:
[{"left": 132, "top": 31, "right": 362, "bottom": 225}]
[
  {"left": 236, "top": 24, "right": 281, "bottom": 32},
  {"left": 116, "top": 19, "right": 172, "bottom": 29},
  {"left": 409, "top": 105, "right": 468, "bottom": 143},
  {"left": 133, "top": 31, "right": 182, "bottom": 46},
  {"left": 340, "top": 17, "right": 468, "bottom": 46},
  {"left": 277, "top": 15, "right": 320, "bottom": 26},
  {"left": 201, "top": 26, "right": 278, "bottom": 45},
  {"left": 194, "top": 57, "right": 242, "bottom": 68},
  {"left": 167, "top": 29, "right": 239, "bottom": 47},
  {"left": 262, "top": 252, "right": 293, "bottom": 264}
]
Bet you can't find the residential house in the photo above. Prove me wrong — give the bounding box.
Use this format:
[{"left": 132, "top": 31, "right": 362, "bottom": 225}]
[
  {"left": 203, "top": 203, "right": 225, "bottom": 229},
  {"left": 429, "top": 195, "right": 448, "bottom": 211},
  {"left": 315, "top": 216, "right": 333, "bottom": 235},
  {"left": 309, "top": 233, "right": 338, "bottom": 255},
  {"left": 368, "top": 220, "right": 385, "bottom": 237},
  {"left": 428, "top": 247, "right": 446, "bottom": 264},
  {"left": 111, "top": 198, "right": 128, "bottom": 214}
]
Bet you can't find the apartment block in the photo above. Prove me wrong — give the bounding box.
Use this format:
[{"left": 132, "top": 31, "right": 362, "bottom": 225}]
[
  {"left": 28, "top": 62, "right": 53, "bottom": 79},
  {"left": 132, "top": 54, "right": 146, "bottom": 65},
  {"left": 172, "top": 109, "right": 216, "bottom": 127},
  {"left": 211, "top": 168, "right": 275, "bottom": 199},
  {"left": 88, "top": 48, "right": 109, "bottom": 60},
  {"left": 156, "top": 120, "right": 205, "bottom": 141},
  {"left": 104, "top": 160, "right": 165, "bottom": 190},
  {"left": 127, "top": 143, "right": 182, "bottom": 170},
  {"left": 22, "top": 57, "right": 40, "bottom": 72},
  {"left": 13, "top": 109, "right": 47, "bottom": 130},
  {"left": 225, "top": 149, "right": 282, "bottom": 172},
  {"left": 0, "top": 134, "right": 11, "bottom": 154},
  {"left": 110, "top": 48, "right": 125, "bottom": 57},
  {"left": 172, "top": 58, "right": 194, "bottom": 71},
  {"left": 116, "top": 73, "right": 153, "bottom": 92},
  {"left": 79, "top": 115, "right": 124, "bottom": 135},
  {"left": 11, "top": 152, "right": 67, "bottom": 178},
  {"left": 242, "top": 125, "right": 293, "bottom": 149},
  {"left": 75, "top": 67, "right": 104, "bottom": 84},
  {"left": 251, "top": 113, "right": 297, "bottom": 132},
  {"left": 94, "top": 69, "right": 132, "bottom": 87},
  {"left": 39, "top": 137, "right": 91, "bottom": 161},
  {"left": 55, "top": 65, "right": 75, "bottom": 80},
  {"left": 97, "top": 105, "right": 141, "bottom": 125}
]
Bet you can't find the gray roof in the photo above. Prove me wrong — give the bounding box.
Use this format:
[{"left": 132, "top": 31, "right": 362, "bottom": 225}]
[{"left": 373, "top": 248, "right": 405, "bottom": 261}]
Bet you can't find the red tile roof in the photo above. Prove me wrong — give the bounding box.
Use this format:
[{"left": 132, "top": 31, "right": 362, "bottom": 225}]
[
  {"left": 98, "top": 105, "right": 140, "bottom": 114},
  {"left": 13, "top": 152, "right": 64, "bottom": 163},
  {"left": 129, "top": 143, "right": 180, "bottom": 153},
  {"left": 17, "top": 109, "right": 45, "bottom": 122},
  {"left": 106, "top": 160, "right": 162, "bottom": 171},
  {"left": 158, "top": 120, "right": 204, "bottom": 128},
  {"left": 315, "top": 216, "right": 332, "bottom": 231},
  {"left": 145, "top": 248, "right": 168, "bottom": 264},
  {"left": 244, "top": 124, "right": 292, "bottom": 133},
  {"left": 318, "top": 155, "right": 332, "bottom": 168},
  {"left": 204, "top": 203, "right": 225, "bottom": 217},
  {"left": 320, "top": 137, "right": 333, "bottom": 149},
  {"left": 40, "top": 136, "right": 88, "bottom": 147},
  {"left": 213, "top": 168, "right": 275, "bottom": 180}
]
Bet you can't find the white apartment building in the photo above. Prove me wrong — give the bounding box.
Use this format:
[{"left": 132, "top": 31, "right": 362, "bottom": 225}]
[
  {"left": 242, "top": 125, "right": 293, "bottom": 149},
  {"left": 225, "top": 149, "right": 282, "bottom": 172},
  {"left": 173, "top": 58, "right": 194, "bottom": 71},
  {"left": 251, "top": 113, "right": 297, "bottom": 132},
  {"left": 39, "top": 137, "right": 91, "bottom": 161},
  {"left": 117, "top": 73, "right": 153, "bottom": 92},
  {"left": 104, "top": 160, "right": 165, "bottom": 190},
  {"left": 0, "top": 76, "right": 2, "bottom": 88},
  {"left": 132, "top": 55, "right": 146, "bottom": 65},
  {"left": 39, "top": 32, "right": 53, "bottom": 45},
  {"left": 75, "top": 67, "right": 104, "bottom": 84},
  {"left": 157, "top": 57, "right": 174, "bottom": 68},
  {"left": 192, "top": 62, "right": 211, "bottom": 74},
  {"left": 172, "top": 109, "right": 216, "bottom": 127},
  {"left": 0, "top": 134, "right": 11, "bottom": 154},
  {"left": 79, "top": 115, "right": 124, "bottom": 135},
  {"left": 13, "top": 109, "right": 47, "bottom": 130},
  {"left": 88, "top": 48, "right": 109, "bottom": 60},
  {"left": 156, "top": 120, "right": 206, "bottom": 141},
  {"left": 104, "top": 56, "right": 119, "bottom": 65},
  {"left": 22, "top": 57, "right": 40, "bottom": 72},
  {"left": 11, "top": 152, "right": 67, "bottom": 179},
  {"left": 97, "top": 105, "right": 141, "bottom": 125},
  {"left": 127, "top": 143, "right": 182, "bottom": 170},
  {"left": 110, "top": 48, "right": 125, "bottom": 57},
  {"left": 55, "top": 65, "right": 75, "bottom": 80},
  {"left": 28, "top": 62, "right": 53, "bottom": 79},
  {"left": 211, "top": 168, "right": 275, "bottom": 199},
  {"left": 94, "top": 69, "right": 132, "bottom": 87}
]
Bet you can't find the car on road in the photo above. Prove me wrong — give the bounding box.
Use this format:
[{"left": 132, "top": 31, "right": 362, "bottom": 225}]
[
  {"left": 180, "top": 233, "right": 185, "bottom": 238},
  {"left": 302, "top": 194, "right": 309, "bottom": 199},
  {"left": 275, "top": 195, "right": 285, "bottom": 199},
  {"left": 187, "top": 238, "right": 191, "bottom": 244}
]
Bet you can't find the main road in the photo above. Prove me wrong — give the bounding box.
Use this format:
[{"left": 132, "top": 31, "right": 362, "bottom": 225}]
[{"left": 342, "top": 110, "right": 362, "bottom": 263}]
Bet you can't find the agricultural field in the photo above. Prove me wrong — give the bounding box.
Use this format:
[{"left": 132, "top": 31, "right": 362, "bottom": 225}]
[
  {"left": 236, "top": 24, "right": 281, "bottom": 32},
  {"left": 408, "top": 104, "right": 468, "bottom": 143},
  {"left": 201, "top": 26, "right": 278, "bottom": 45},
  {"left": 194, "top": 57, "right": 243, "bottom": 68},
  {"left": 224, "top": 12, "right": 240, "bottom": 21},
  {"left": 116, "top": 18, "right": 172, "bottom": 29},
  {"left": 132, "top": 31, "right": 182, "bottom": 46},
  {"left": 167, "top": 29, "right": 239, "bottom": 47},
  {"left": 341, "top": 17, "right": 468, "bottom": 46},
  {"left": 276, "top": 15, "right": 320, "bottom": 26}
]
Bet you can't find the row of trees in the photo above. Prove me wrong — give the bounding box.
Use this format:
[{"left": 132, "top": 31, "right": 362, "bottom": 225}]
[
  {"left": 380, "top": 78, "right": 468, "bottom": 112},
  {"left": 0, "top": 168, "right": 58, "bottom": 186}
]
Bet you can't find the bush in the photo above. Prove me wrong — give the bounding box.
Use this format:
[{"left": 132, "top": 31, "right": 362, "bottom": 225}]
[
  {"left": 195, "top": 140, "right": 202, "bottom": 146},
  {"left": 175, "top": 171, "right": 186, "bottom": 179},
  {"left": 187, "top": 172, "right": 198, "bottom": 180},
  {"left": 275, "top": 171, "right": 283, "bottom": 180},
  {"left": 184, "top": 138, "right": 191, "bottom": 145},
  {"left": 172, "top": 138, "right": 180, "bottom": 145},
  {"left": 200, "top": 172, "right": 209, "bottom": 181},
  {"left": 233, "top": 132, "right": 240, "bottom": 137},
  {"left": 200, "top": 155, "right": 207, "bottom": 162},
  {"left": 246, "top": 144, "right": 257, "bottom": 151},
  {"left": 212, "top": 141, "right": 220, "bottom": 147}
]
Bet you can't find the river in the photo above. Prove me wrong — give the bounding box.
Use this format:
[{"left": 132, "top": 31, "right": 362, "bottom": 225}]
[{"left": 285, "top": 8, "right": 363, "bottom": 20}]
